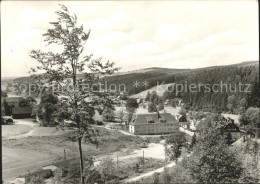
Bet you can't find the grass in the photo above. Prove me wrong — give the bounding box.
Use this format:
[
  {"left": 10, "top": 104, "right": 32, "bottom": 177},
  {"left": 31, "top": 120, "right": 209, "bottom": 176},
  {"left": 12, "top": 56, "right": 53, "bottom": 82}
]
[
  {"left": 2, "top": 124, "right": 32, "bottom": 138},
  {"left": 116, "top": 157, "right": 166, "bottom": 180},
  {"left": 2, "top": 126, "right": 146, "bottom": 181}
]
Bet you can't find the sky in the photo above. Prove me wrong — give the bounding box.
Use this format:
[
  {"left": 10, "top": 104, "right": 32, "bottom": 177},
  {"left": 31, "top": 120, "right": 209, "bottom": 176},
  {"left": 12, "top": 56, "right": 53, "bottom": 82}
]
[{"left": 1, "top": 0, "right": 259, "bottom": 78}]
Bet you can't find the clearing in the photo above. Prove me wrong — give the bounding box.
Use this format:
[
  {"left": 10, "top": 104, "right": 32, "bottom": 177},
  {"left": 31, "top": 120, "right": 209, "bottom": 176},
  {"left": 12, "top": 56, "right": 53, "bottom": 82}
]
[{"left": 130, "top": 83, "right": 175, "bottom": 98}]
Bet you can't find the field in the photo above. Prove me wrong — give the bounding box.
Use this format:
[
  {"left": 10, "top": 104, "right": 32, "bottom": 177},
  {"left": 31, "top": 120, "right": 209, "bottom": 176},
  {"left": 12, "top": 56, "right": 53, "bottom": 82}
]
[
  {"left": 2, "top": 122, "right": 145, "bottom": 183},
  {"left": 2, "top": 104, "right": 182, "bottom": 183}
]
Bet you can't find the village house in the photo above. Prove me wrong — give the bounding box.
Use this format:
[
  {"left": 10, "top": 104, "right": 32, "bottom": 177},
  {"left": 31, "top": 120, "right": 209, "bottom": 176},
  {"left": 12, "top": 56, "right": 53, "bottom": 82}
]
[
  {"left": 12, "top": 106, "right": 32, "bottom": 119},
  {"left": 221, "top": 118, "right": 243, "bottom": 142},
  {"left": 192, "top": 117, "right": 243, "bottom": 143},
  {"left": 129, "top": 112, "right": 179, "bottom": 135}
]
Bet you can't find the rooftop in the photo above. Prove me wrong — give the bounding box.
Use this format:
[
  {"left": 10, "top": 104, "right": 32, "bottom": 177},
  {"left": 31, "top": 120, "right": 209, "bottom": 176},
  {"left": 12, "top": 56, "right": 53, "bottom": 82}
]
[{"left": 131, "top": 113, "right": 178, "bottom": 125}]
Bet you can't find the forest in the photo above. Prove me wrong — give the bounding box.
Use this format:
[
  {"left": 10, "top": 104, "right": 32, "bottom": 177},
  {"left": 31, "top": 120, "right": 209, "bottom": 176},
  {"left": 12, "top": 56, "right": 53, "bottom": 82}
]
[{"left": 163, "top": 64, "right": 259, "bottom": 113}]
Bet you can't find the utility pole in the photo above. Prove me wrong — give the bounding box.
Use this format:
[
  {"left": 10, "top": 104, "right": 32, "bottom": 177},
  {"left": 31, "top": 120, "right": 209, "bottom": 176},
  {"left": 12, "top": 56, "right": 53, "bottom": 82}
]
[
  {"left": 64, "top": 149, "right": 67, "bottom": 160},
  {"left": 143, "top": 150, "right": 145, "bottom": 172}
]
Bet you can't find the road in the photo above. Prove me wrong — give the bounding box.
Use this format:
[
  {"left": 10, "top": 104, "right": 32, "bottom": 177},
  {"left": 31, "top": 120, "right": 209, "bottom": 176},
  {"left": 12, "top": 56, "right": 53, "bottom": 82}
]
[{"left": 3, "top": 118, "right": 37, "bottom": 139}]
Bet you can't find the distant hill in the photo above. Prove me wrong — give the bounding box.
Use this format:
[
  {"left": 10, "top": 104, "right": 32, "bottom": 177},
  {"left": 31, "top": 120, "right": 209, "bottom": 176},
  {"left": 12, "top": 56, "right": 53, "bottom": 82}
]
[{"left": 3, "top": 61, "right": 258, "bottom": 95}]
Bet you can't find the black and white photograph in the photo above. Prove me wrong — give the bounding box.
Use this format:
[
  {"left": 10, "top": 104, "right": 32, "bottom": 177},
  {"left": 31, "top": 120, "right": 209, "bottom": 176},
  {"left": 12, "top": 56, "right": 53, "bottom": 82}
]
[{"left": 1, "top": 0, "right": 259, "bottom": 184}]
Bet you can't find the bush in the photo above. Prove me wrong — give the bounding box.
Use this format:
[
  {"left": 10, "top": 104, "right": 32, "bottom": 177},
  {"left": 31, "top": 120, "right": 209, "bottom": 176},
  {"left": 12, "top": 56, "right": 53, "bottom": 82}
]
[
  {"left": 148, "top": 102, "right": 157, "bottom": 112},
  {"left": 96, "top": 120, "right": 104, "bottom": 126}
]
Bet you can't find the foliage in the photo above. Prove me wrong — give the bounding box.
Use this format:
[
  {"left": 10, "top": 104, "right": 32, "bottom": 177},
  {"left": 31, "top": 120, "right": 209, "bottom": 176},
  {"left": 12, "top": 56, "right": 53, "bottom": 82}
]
[
  {"left": 152, "top": 172, "right": 160, "bottom": 184},
  {"left": 166, "top": 160, "right": 195, "bottom": 183},
  {"left": 34, "top": 93, "right": 59, "bottom": 126},
  {"left": 148, "top": 102, "right": 157, "bottom": 112},
  {"left": 119, "top": 94, "right": 128, "bottom": 100},
  {"left": 145, "top": 92, "right": 151, "bottom": 101},
  {"left": 28, "top": 177, "right": 45, "bottom": 184},
  {"left": 169, "top": 98, "right": 179, "bottom": 108},
  {"left": 178, "top": 108, "right": 187, "bottom": 116},
  {"left": 157, "top": 103, "right": 164, "bottom": 111},
  {"left": 19, "top": 96, "right": 36, "bottom": 107},
  {"left": 163, "top": 65, "right": 259, "bottom": 113},
  {"left": 126, "top": 98, "right": 138, "bottom": 109},
  {"left": 117, "top": 107, "right": 125, "bottom": 126},
  {"left": 29, "top": 4, "right": 119, "bottom": 183},
  {"left": 239, "top": 107, "right": 260, "bottom": 138},
  {"left": 1, "top": 90, "right": 7, "bottom": 97},
  {"left": 184, "top": 123, "right": 243, "bottom": 183},
  {"left": 2, "top": 100, "right": 12, "bottom": 116},
  {"left": 189, "top": 134, "right": 197, "bottom": 151},
  {"left": 164, "top": 132, "right": 187, "bottom": 162},
  {"left": 97, "top": 157, "right": 118, "bottom": 183},
  {"left": 126, "top": 107, "right": 136, "bottom": 126},
  {"left": 102, "top": 107, "right": 115, "bottom": 122}
]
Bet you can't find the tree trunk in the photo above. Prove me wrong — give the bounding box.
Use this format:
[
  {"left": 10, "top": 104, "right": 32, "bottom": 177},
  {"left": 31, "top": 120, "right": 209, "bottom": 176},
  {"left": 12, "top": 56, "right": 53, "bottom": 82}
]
[{"left": 78, "top": 137, "right": 85, "bottom": 184}]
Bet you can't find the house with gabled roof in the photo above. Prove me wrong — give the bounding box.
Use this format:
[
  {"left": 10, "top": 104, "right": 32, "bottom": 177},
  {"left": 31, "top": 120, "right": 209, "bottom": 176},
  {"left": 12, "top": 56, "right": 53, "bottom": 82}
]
[
  {"left": 12, "top": 106, "right": 32, "bottom": 119},
  {"left": 129, "top": 112, "right": 179, "bottom": 135}
]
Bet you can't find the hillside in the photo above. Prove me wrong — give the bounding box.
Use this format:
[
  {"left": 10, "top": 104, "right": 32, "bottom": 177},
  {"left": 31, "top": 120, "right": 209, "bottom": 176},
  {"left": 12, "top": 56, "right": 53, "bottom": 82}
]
[
  {"left": 4, "top": 61, "right": 257, "bottom": 83},
  {"left": 3, "top": 61, "right": 258, "bottom": 99},
  {"left": 130, "top": 83, "right": 175, "bottom": 98}
]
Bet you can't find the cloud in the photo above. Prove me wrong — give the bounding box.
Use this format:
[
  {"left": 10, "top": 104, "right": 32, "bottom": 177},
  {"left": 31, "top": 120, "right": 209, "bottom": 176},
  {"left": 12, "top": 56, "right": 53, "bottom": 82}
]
[
  {"left": 82, "top": 12, "right": 135, "bottom": 34},
  {"left": 17, "top": 7, "right": 51, "bottom": 31},
  {"left": 1, "top": 1, "right": 258, "bottom": 77}
]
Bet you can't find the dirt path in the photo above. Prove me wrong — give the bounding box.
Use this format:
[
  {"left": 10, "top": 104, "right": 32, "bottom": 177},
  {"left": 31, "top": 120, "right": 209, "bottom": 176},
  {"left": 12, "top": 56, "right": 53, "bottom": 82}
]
[{"left": 2, "top": 118, "right": 38, "bottom": 139}]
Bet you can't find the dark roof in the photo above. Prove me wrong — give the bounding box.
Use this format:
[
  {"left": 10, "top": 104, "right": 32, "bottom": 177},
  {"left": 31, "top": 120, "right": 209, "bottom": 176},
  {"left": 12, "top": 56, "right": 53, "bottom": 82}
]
[
  {"left": 178, "top": 115, "right": 187, "bottom": 122},
  {"left": 17, "top": 169, "right": 52, "bottom": 178},
  {"left": 222, "top": 122, "right": 240, "bottom": 132},
  {"left": 131, "top": 113, "right": 177, "bottom": 125},
  {"left": 12, "top": 107, "right": 32, "bottom": 115},
  {"left": 2, "top": 97, "right": 22, "bottom": 103}
]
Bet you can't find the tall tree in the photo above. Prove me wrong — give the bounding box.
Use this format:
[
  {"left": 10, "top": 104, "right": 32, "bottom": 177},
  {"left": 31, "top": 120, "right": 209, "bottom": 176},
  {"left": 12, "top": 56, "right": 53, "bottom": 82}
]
[
  {"left": 164, "top": 132, "right": 187, "bottom": 162},
  {"left": 126, "top": 98, "right": 138, "bottom": 109},
  {"left": 29, "top": 5, "right": 119, "bottom": 183},
  {"left": 1, "top": 90, "right": 7, "bottom": 97},
  {"left": 148, "top": 102, "right": 157, "bottom": 112},
  {"left": 102, "top": 107, "right": 115, "bottom": 122},
  {"left": 145, "top": 92, "right": 151, "bottom": 101},
  {"left": 35, "top": 93, "right": 59, "bottom": 126},
  {"left": 239, "top": 107, "right": 260, "bottom": 138}
]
